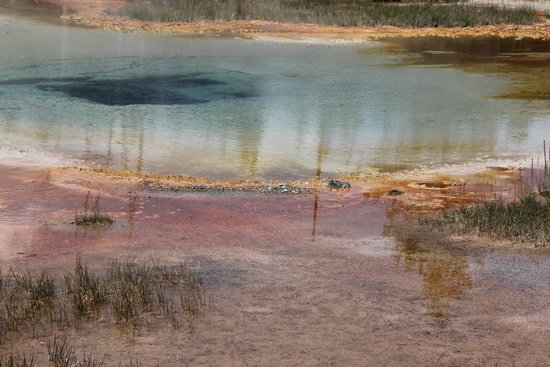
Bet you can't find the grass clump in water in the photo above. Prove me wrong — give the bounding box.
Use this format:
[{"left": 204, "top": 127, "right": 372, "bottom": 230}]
[
  {"left": 0, "top": 257, "right": 207, "bottom": 345},
  {"left": 47, "top": 337, "right": 105, "bottom": 367},
  {"left": 47, "top": 337, "right": 75, "bottom": 367},
  {"left": 109, "top": 260, "right": 152, "bottom": 325},
  {"left": 434, "top": 195, "right": 549, "bottom": 245},
  {"left": 427, "top": 171, "right": 550, "bottom": 247},
  {"left": 0, "top": 352, "right": 35, "bottom": 367},
  {"left": 425, "top": 142, "right": 550, "bottom": 247},
  {"left": 119, "top": 0, "right": 537, "bottom": 27},
  {"left": 74, "top": 213, "right": 113, "bottom": 226},
  {"left": 64, "top": 257, "right": 106, "bottom": 318},
  {"left": 117, "top": 358, "right": 144, "bottom": 367},
  {"left": 74, "top": 193, "right": 113, "bottom": 226},
  {"left": 0, "top": 270, "right": 55, "bottom": 337},
  {"left": 109, "top": 259, "right": 206, "bottom": 325}
]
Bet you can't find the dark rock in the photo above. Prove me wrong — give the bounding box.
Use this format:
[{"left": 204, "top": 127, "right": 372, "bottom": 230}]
[
  {"left": 327, "top": 180, "right": 351, "bottom": 189},
  {"left": 387, "top": 189, "right": 404, "bottom": 196}
]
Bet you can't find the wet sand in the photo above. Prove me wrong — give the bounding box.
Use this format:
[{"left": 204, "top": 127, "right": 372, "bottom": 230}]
[{"left": 1, "top": 161, "right": 549, "bottom": 365}]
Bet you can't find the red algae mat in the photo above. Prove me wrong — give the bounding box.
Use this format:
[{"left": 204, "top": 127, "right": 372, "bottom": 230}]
[{"left": 0, "top": 163, "right": 549, "bottom": 365}]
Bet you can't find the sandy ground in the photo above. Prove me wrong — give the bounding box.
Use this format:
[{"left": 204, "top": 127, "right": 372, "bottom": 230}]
[
  {"left": 0, "top": 161, "right": 549, "bottom": 365},
  {"left": 35, "top": 0, "right": 550, "bottom": 40}
]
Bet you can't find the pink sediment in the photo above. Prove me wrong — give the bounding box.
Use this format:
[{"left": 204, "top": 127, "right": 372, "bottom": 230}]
[{"left": 0, "top": 162, "right": 549, "bottom": 365}]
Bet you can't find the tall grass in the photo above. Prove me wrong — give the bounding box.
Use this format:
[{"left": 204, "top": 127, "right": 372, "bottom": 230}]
[
  {"left": 119, "top": 0, "right": 537, "bottom": 27},
  {"left": 109, "top": 260, "right": 152, "bottom": 324}
]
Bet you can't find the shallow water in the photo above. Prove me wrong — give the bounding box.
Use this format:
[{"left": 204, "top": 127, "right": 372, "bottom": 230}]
[
  {"left": 0, "top": 13, "right": 549, "bottom": 179},
  {"left": 0, "top": 164, "right": 549, "bottom": 365}
]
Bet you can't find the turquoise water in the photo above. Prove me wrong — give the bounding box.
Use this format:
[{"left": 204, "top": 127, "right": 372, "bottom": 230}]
[{"left": 0, "top": 14, "right": 548, "bottom": 179}]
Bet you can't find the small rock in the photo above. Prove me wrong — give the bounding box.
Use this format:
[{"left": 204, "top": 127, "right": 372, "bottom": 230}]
[
  {"left": 327, "top": 180, "right": 351, "bottom": 189},
  {"left": 387, "top": 189, "right": 404, "bottom": 196}
]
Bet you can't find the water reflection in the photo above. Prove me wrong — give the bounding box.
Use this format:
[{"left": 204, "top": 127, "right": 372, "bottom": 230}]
[
  {"left": 0, "top": 17, "right": 548, "bottom": 179},
  {"left": 382, "top": 36, "right": 550, "bottom": 101},
  {"left": 393, "top": 228, "right": 473, "bottom": 318}
]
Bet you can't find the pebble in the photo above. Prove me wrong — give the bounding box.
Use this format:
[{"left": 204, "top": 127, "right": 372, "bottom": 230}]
[{"left": 326, "top": 180, "right": 351, "bottom": 189}]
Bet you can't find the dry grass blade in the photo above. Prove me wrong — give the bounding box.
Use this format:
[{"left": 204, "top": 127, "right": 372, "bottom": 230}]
[
  {"left": 47, "top": 337, "right": 76, "bottom": 367},
  {"left": 0, "top": 352, "right": 35, "bottom": 367}
]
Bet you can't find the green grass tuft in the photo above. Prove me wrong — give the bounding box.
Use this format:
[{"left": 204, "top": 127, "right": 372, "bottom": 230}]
[
  {"left": 65, "top": 257, "right": 106, "bottom": 317},
  {"left": 428, "top": 192, "right": 550, "bottom": 246},
  {"left": 74, "top": 213, "right": 113, "bottom": 226},
  {"left": 109, "top": 259, "right": 205, "bottom": 325},
  {"left": 0, "top": 270, "right": 56, "bottom": 336},
  {"left": 74, "top": 193, "right": 113, "bottom": 226}
]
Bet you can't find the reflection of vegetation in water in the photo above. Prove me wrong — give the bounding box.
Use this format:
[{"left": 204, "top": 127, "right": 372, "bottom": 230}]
[
  {"left": 393, "top": 227, "right": 472, "bottom": 318},
  {"left": 384, "top": 36, "right": 550, "bottom": 61},
  {"left": 361, "top": 39, "right": 549, "bottom": 172},
  {"left": 420, "top": 254, "right": 472, "bottom": 318},
  {"left": 494, "top": 66, "right": 550, "bottom": 100},
  {"left": 383, "top": 36, "right": 550, "bottom": 100},
  {"left": 119, "top": 0, "right": 537, "bottom": 27},
  {"left": 236, "top": 112, "right": 264, "bottom": 177}
]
